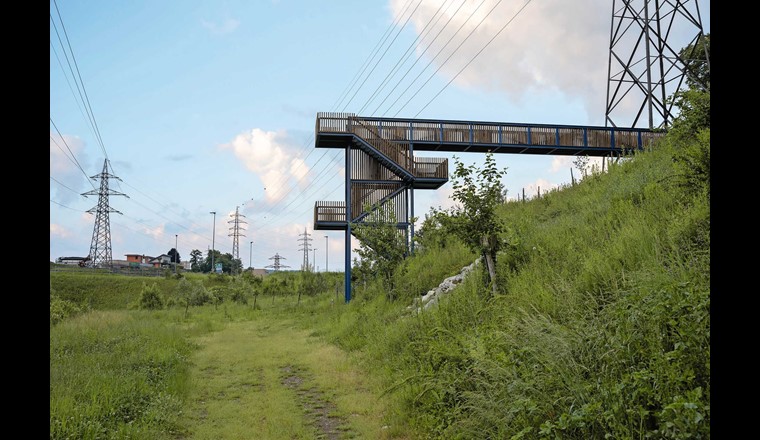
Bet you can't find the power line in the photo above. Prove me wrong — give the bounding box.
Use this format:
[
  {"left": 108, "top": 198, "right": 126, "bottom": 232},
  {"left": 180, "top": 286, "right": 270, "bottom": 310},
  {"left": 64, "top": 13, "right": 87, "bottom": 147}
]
[
  {"left": 50, "top": 176, "right": 88, "bottom": 198},
  {"left": 50, "top": 119, "right": 97, "bottom": 190},
  {"left": 235, "top": 0, "right": 437, "bottom": 226},
  {"left": 51, "top": 0, "right": 109, "bottom": 160},
  {"left": 371, "top": 0, "right": 470, "bottom": 116},
  {"left": 358, "top": 0, "right": 456, "bottom": 115},
  {"left": 50, "top": 199, "right": 83, "bottom": 211},
  {"left": 341, "top": 0, "right": 425, "bottom": 112},
  {"left": 50, "top": 39, "right": 98, "bottom": 144},
  {"left": 332, "top": 0, "right": 418, "bottom": 111},
  {"left": 389, "top": 0, "right": 495, "bottom": 117},
  {"left": 252, "top": 0, "right": 421, "bottom": 211},
  {"left": 415, "top": 0, "right": 535, "bottom": 117}
]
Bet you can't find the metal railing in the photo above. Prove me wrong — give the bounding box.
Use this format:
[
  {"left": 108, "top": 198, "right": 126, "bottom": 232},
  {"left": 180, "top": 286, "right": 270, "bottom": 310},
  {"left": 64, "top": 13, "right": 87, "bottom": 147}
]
[
  {"left": 316, "top": 113, "right": 666, "bottom": 150},
  {"left": 414, "top": 157, "right": 448, "bottom": 179},
  {"left": 314, "top": 201, "right": 346, "bottom": 225}
]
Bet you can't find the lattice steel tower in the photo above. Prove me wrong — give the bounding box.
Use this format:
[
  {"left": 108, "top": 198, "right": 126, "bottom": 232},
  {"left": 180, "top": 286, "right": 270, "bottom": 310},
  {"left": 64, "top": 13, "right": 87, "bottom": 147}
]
[
  {"left": 297, "top": 228, "right": 313, "bottom": 271},
  {"left": 82, "top": 159, "right": 128, "bottom": 267},
  {"left": 228, "top": 206, "right": 247, "bottom": 262},
  {"left": 266, "top": 253, "right": 290, "bottom": 271},
  {"left": 605, "top": 0, "right": 709, "bottom": 129}
]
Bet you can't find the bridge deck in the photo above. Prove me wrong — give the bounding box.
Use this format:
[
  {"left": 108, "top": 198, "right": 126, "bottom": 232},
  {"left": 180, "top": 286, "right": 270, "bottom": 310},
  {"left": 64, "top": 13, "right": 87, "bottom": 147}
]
[{"left": 316, "top": 113, "right": 665, "bottom": 157}]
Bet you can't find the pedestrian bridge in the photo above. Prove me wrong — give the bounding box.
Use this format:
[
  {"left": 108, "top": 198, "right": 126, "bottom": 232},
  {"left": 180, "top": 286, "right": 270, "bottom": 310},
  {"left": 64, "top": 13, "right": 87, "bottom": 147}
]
[{"left": 313, "top": 112, "right": 665, "bottom": 230}]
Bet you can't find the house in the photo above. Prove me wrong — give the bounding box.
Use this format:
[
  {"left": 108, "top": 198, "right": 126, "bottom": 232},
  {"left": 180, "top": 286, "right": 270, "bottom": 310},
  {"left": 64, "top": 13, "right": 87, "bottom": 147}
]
[
  {"left": 125, "top": 254, "right": 157, "bottom": 268},
  {"left": 125, "top": 254, "right": 153, "bottom": 264},
  {"left": 56, "top": 256, "right": 90, "bottom": 266},
  {"left": 149, "top": 254, "right": 172, "bottom": 268},
  {"left": 245, "top": 268, "right": 268, "bottom": 277}
]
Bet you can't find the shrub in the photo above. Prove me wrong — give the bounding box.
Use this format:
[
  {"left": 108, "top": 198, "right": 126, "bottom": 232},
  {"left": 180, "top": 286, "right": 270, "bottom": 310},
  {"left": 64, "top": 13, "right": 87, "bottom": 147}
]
[
  {"left": 50, "top": 293, "right": 82, "bottom": 325},
  {"left": 138, "top": 282, "right": 164, "bottom": 310}
]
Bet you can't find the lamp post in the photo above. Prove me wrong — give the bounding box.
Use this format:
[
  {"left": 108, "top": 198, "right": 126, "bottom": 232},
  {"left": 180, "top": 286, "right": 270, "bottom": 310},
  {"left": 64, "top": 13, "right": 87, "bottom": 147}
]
[
  {"left": 175, "top": 234, "right": 178, "bottom": 274},
  {"left": 324, "top": 235, "right": 328, "bottom": 272},
  {"left": 210, "top": 211, "right": 216, "bottom": 274},
  {"left": 313, "top": 248, "right": 317, "bottom": 272},
  {"left": 249, "top": 241, "right": 253, "bottom": 271}
]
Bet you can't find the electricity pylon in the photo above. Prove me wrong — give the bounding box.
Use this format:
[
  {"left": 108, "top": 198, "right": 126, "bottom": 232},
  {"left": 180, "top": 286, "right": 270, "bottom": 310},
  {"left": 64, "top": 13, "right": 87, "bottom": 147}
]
[
  {"left": 228, "top": 206, "right": 247, "bottom": 273},
  {"left": 82, "top": 158, "right": 128, "bottom": 268},
  {"left": 605, "top": 0, "right": 709, "bottom": 129},
  {"left": 297, "top": 228, "right": 313, "bottom": 271},
  {"left": 265, "top": 253, "right": 289, "bottom": 271}
]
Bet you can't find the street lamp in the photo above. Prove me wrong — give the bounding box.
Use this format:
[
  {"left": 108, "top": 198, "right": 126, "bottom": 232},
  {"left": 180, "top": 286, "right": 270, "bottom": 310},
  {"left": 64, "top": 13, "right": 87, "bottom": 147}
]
[
  {"left": 249, "top": 241, "right": 253, "bottom": 271},
  {"left": 313, "top": 248, "right": 318, "bottom": 272},
  {"left": 210, "top": 211, "right": 216, "bottom": 274},
  {"left": 175, "top": 234, "right": 178, "bottom": 275},
  {"left": 324, "top": 235, "right": 328, "bottom": 272}
]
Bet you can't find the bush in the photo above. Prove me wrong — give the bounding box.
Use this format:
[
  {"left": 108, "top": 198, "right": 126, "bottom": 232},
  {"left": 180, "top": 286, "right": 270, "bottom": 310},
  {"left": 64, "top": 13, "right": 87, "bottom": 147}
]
[
  {"left": 138, "top": 282, "right": 164, "bottom": 310},
  {"left": 229, "top": 287, "right": 248, "bottom": 305},
  {"left": 50, "top": 293, "right": 82, "bottom": 325}
]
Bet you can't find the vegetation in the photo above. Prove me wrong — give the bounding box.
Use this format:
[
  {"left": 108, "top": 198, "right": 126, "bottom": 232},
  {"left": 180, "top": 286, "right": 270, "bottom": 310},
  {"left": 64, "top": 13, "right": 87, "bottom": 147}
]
[
  {"left": 445, "top": 152, "right": 509, "bottom": 295},
  {"left": 352, "top": 202, "right": 410, "bottom": 300},
  {"left": 50, "top": 48, "right": 708, "bottom": 439},
  {"left": 50, "top": 311, "right": 195, "bottom": 439}
]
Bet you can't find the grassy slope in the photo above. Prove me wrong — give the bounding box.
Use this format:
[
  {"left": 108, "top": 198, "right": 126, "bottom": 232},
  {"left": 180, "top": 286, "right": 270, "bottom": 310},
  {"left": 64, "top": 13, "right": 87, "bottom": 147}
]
[{"left": 303, "top": 131, "right": 710, "bottom": 438}]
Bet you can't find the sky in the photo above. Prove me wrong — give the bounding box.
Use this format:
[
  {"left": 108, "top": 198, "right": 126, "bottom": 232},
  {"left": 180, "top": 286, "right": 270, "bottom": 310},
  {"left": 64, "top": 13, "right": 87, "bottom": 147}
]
[{"left": 50, "top": 0, "right": 710, "bottom": 272}]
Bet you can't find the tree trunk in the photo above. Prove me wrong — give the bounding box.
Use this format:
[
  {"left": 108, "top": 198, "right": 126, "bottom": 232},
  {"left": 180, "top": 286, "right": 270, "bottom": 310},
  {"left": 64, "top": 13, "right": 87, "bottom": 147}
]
[{"left": 481, "top": 235, "right": 498, "bottom": 296}]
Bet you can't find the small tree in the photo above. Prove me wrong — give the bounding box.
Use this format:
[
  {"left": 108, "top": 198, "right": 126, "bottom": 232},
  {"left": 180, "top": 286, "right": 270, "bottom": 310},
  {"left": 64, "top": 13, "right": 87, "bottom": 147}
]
[
  {"left": 573, "top": 155, "right": 590, "bottom": 178},
  {"left": 448, "top": 152, "right": 508, "bottom": 296},
  {"left": 175, "top": 278, "right": 210, "bottom": 318},
  {"left": 138, "top": 282, "right": 164, "bottom": 310},
  {"left": 297, "top": 270, "right": 318, "bottom": 304},
  {"left": 351, "top": 201, "right": 409, "bottom": 299},
  {"left": 414, "top": 207, "right": 453, "bottom": 253},
  {"left": 168, "top": 248, "right": 181, "bottom": 264},
  {"left": 189, "top": 249, "right": 203, "bottom": 272},
  {"left": 241, "top": 271, "right": 263, "bottom": 308}
]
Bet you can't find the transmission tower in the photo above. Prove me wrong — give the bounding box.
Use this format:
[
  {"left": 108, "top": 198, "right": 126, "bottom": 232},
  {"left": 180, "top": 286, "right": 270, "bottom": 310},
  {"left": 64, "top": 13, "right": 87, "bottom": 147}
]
[
  {"left": 265, "top": 253, "right": 290, "bottom": 271},
  {"left": 605, "top": 0, "right": 709, "bottom": 129},
  {"left": 297, "top": 228, "right": 313, "bottom": 271},
  {"left": 81, "top": 158, "right": 128, "bottom": 268},
  {"left": 228, "top": 206, "right": 247, "bottom": 262}
]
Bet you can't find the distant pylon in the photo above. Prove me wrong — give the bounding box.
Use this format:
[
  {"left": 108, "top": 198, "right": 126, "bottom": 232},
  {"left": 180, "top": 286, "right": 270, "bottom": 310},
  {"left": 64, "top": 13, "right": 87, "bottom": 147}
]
[
  {"left": 81, "top": 159, "right": 128, "bottom": 268},
  {"left": 297, "top": 228, "right": 313, "bottom": 271},
  {"left": 265, "top": 253, "right": 290, "bottom": 271},
  {"left": 605, "top": 0, "right": 709, "bottom": 129},
  {"left": 228, "top": 206, "right": 247, "bottom": 263}
]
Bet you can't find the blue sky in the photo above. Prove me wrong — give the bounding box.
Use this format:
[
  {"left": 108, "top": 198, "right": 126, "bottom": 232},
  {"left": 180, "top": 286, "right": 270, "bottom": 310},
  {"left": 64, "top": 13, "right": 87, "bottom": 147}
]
[{"left": 50, "top": 0, "right": 710, "bottom": 271}]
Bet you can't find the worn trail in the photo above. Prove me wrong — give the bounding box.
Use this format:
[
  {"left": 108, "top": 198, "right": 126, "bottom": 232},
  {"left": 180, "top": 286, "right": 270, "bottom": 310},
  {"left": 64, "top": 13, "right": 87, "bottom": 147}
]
[{"left": 177, "top": 317, "right": 400, "bottom": 439}]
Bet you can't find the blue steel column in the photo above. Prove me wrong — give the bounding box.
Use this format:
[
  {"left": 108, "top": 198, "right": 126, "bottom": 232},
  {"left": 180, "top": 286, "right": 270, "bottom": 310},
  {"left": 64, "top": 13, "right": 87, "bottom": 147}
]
[
  {"left": 410, "top": 185, "right": 415, "bottom": 255},
  {"left": 409, "top": 141, "right": 415, "bottom": 255},
  {"left": 344, "top": 141, "right": 352, "bottom": 303}
]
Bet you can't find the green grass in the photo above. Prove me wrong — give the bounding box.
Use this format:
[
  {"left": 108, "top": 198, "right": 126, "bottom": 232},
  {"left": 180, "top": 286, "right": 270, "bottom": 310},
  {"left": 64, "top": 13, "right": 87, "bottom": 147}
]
[
  {"left": 50, "top": 124, "right": 709, "bottom": 439},
  {"left": 50, "top": 310, "right": 198, "bottom": 439}
]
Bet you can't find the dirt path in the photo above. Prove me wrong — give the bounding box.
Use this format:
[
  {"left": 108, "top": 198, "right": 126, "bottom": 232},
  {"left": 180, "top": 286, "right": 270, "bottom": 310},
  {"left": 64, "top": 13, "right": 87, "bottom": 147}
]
[{"left": 177, "top": 317, "right": 403, "bottom": 439}]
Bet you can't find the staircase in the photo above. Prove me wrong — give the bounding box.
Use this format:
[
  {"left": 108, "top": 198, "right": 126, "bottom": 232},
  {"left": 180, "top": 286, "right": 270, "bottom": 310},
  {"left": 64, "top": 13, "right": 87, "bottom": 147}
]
[{"left": 314, "top": 113, "right": 448, "bottom": 231}]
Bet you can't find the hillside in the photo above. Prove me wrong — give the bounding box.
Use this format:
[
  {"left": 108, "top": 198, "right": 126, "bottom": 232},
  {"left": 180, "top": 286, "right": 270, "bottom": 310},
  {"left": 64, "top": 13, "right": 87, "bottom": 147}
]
[
  {"left": 312, "top": 120, "right": 710, "bottom": 438},
  {"left": 50, "top": 115, "right": 710, "bottom": 439}
]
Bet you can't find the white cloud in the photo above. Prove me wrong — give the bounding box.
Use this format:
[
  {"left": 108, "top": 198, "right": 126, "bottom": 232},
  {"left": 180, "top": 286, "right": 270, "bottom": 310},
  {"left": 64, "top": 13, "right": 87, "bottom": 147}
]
[
  {"left": 390, "top": 0, "right": 708, "bottom": 126},
  {"left": 522, "top": 177, "right": 559, "bottom": 199},
  {"left": 550, "top": 156, "right": 574, "bottom": 173},
  {"left": 50, "top": 223, "right": 72, "bottom": 239},
  {"left": 50, "top": 132, "right": 91, "bottom": 204},
  {"left": 430, "top": 185, "right": 457, "bottom": 211},
  {"left": 389, "top": 0, "right": 609, "bottom": 120},
  {"left": 140, "top": 223, "right": 166, "bottom": 240},
  {"left": 220, "top": 128, "right": 311, "bottom": 203},
  {"left": 201, "top": 18, "right": 240, "bottom": 34}
]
